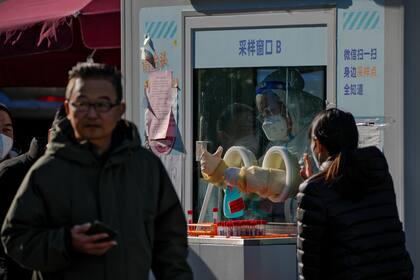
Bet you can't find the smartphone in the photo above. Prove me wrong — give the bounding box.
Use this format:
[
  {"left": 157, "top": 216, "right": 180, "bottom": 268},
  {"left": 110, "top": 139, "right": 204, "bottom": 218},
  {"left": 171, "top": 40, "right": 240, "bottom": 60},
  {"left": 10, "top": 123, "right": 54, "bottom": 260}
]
[{"left": 86, "top": 220, "right": 118, "bottom": 242}]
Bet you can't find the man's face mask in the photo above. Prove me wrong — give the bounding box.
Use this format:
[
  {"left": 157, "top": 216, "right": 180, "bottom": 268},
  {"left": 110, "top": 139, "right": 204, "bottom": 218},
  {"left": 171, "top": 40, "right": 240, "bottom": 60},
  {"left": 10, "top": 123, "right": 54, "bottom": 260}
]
[
  {"left": 0, "top": 133, "right": 13, "bottom": 160},
  {"left": 262, "top": 114, "right": 289, "bottom": 142}
]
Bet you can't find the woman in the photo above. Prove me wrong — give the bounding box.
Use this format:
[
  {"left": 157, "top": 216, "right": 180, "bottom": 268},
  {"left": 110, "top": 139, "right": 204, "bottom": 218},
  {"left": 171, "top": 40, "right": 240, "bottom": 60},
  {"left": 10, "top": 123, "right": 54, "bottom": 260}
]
[{"left": 297, "top": 108, "right": 413, "bottom": 279}]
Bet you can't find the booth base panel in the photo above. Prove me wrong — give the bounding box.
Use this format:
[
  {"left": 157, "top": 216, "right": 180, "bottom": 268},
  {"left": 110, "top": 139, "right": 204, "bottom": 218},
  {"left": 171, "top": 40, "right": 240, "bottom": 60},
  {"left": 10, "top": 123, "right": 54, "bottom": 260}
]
[{"left": 188, "top": 241, "right": 297, "bottom": 280}]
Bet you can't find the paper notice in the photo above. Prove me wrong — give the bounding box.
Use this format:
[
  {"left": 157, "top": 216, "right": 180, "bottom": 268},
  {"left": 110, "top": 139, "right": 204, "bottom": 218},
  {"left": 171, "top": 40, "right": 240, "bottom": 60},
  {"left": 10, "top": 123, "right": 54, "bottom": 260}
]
[
  {"left": 146, "top": 71, "right": 177, "bottom": 140},
  {"left": 357, "top": 124, "right": 384, "bottom": 151}
]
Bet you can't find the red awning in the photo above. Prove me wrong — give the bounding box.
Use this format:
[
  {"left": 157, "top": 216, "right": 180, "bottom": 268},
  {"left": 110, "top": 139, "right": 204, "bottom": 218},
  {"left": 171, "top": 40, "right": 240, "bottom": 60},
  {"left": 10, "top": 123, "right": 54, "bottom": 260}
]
[
  {"left": 78, "top": 0, "right": 120, "bottom": 49},
  {"left": 0, "top": 0, "right": 120, "bottom": 87},
  {"left": 0, "top": 0, "right": 120, "bottom": 56},
  {"left": 0, "top": 0, "right": 91, "bottom": 31}
]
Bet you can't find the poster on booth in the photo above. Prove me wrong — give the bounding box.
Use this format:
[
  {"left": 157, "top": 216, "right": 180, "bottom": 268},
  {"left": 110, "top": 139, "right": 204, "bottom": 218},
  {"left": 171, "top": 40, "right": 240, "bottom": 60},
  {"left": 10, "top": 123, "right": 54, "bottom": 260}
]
[
  {"left": 140, "top": 6, "right": 184, "bottom": 158},
  {"left": 357, "top": 123, "right": 384, "bottom": 151},
  {"left": 139, "top": 6, "right": 185, "bottom": 198},
  {"left": 145, "top": 70, "right": 178, "bottom": 155},
  {"left": 337, "top": 0, "right": 384, "bottom": 118}
]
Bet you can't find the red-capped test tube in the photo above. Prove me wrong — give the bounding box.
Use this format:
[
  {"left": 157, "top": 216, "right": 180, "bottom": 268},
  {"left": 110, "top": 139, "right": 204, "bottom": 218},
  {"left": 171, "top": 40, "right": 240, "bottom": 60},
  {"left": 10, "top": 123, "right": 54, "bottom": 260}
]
[
  {"left": 187, "top": 210, "right": 193, "bottom": 232},
  {"left": 187, "top": 210, "right": 193, "bottom": 224},
  {"left": 219, "top": 222, "right": 226, "bottom": 236},
  {"left": 212, "top": 207, "right": 218, "bottom": 223}
]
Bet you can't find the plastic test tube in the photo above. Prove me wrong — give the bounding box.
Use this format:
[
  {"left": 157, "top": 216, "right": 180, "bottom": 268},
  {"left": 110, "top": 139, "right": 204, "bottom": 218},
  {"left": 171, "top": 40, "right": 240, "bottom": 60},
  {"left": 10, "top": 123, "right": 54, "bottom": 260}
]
[
  {"left": 187, "top": 210, "right": 193, "bottom": 224},
  {"left": 212, "top": 207, "right": 218, "bottom": 223},
  {"left": 187, "top": 210, "right": 193, "bottom": 232},
  {"left": 220, "top": 222, "right": 226, "bottom": 236}
]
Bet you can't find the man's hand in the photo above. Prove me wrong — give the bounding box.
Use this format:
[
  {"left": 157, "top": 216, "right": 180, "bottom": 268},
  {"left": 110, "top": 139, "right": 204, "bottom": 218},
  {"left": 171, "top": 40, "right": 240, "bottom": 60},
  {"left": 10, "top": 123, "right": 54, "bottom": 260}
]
[
  {"left": 200, "top": 146, "right": 223, "bottom": 175},
  {"left": 71, "top": 223, "right": 117, "bottom": 256},
  {"left": 299, "top": 153, "right": 313, "bottom": 180}
]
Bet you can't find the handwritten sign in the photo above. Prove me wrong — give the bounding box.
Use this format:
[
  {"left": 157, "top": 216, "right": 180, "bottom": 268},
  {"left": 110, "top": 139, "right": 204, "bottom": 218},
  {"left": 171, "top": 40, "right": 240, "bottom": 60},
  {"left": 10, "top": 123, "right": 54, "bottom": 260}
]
[{"left": 146, "top": 71, "right": 177, "bottom": 140}]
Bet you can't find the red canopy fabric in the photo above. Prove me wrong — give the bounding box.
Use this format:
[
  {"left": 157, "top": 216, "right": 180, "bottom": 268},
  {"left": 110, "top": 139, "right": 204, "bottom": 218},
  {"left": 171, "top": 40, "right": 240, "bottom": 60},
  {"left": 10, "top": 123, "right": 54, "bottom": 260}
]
[
  {"left": 81, "top": 0, "right": 120, "bottom": 14},
  {"left": 0, "top": 0, "right": 92, "bottom": 31},
  {"left": 0, "top": 20, "right": 120, "bottom": 87},
  {"left": 0, "top": 0, "right": 121, "bottom": 87},
  {"left": 0, "top": 0, "right": 120, "bottom": 55},
  {"left": 79, "top": 0, "right": 120, "bottom": 49}
]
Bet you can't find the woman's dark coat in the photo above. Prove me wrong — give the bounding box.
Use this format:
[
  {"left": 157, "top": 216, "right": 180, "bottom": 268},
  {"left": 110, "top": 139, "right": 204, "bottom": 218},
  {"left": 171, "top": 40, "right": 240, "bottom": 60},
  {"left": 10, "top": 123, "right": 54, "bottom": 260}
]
[{"left": 297, "top": 146, "right": 413, "bottom": 280}]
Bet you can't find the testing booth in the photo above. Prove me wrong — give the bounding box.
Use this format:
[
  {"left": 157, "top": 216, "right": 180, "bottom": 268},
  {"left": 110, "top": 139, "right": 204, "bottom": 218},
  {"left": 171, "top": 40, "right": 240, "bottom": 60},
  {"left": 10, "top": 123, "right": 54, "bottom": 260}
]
[{"left": 121, "top": 0, "right": 411, "bottom": 279}]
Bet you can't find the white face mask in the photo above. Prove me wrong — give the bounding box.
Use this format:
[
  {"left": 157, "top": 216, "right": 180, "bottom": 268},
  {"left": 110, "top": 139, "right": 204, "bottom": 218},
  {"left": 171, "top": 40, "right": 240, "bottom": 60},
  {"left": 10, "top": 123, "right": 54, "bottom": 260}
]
[
  {"left": 262, "top": 115, "right": 289, "bottom": 142},
  {"left": 310, "top": 141, "right": 320, "bottom": 169},
  {"left": 0, "top": 133, "right": 13, "bottom": 160}
]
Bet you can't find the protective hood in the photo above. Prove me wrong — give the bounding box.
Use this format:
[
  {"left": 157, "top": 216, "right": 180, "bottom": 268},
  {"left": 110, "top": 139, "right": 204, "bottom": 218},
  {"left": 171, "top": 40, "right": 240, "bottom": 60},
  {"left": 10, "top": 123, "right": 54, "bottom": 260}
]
[
  {"left": 257, "top": 68, "right": 305, "bottom": 92},
  {"left": 256, "top": 68, "right": 323, "bottom": 136}
]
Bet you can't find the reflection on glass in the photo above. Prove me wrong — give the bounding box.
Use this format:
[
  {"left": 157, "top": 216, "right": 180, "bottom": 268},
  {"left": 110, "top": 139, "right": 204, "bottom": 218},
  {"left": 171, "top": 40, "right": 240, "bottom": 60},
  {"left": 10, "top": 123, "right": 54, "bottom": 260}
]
[{"left": 194, "top": 66, "right": 325, "bottom": 223}]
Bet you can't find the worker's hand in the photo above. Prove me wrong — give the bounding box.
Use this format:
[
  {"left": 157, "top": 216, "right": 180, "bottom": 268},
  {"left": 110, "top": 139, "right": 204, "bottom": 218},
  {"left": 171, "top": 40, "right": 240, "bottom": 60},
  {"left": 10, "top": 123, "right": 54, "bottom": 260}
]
[
  {"left": 242, "top": 166, "right": 274, "bottom": 196},
  {"left": 238, "top": 166, "right": 286, "bottom": 200},
  {"left": 300, "top": 153, "right": 313, "bottom": 180},
  {"left": 71, "top": 223, "right": 117, "bottom": 256},
  {"left": 200, "top": 146, "right": 223, "bottom": 175},
  {"left": 224, "top": 167, "right": 241, "bottom": 188}
]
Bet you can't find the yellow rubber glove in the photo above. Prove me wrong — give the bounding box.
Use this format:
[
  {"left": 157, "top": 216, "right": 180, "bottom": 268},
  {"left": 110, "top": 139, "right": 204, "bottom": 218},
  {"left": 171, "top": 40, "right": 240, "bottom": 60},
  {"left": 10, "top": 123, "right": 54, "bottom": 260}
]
[
  {"left": 225, "top": 166, "right": 287, "bottom": 202},
  {"left": 200, "top": 146, "right": 228, "bottom": 186}
]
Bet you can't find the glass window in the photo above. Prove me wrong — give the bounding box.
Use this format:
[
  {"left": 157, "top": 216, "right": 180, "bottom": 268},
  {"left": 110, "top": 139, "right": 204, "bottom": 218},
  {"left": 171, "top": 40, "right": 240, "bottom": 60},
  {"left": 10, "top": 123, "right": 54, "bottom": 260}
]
[{"left": 193, "top": 66, "right": 325, "bottom": 222}]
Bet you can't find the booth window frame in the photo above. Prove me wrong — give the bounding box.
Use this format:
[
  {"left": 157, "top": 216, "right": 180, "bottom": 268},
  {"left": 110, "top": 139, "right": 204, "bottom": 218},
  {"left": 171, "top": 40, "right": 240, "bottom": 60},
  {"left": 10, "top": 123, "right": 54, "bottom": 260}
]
[{"left": 183, "top": 8, "right": 337, "bottom": 214}]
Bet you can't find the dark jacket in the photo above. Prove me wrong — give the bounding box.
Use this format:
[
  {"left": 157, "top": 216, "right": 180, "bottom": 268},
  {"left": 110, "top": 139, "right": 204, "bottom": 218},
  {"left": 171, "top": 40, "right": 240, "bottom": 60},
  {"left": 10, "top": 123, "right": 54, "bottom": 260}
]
[
  {"left": 1, "top": 119, "right": 192, "bottom": 280},
  {"left": 0, "top": 137, "right": 46, "bottom": 280},
  {"left": 297, "top": 146, "right": 413, "bottom": 280},
  {"left": 0, "top": 137, "right": 46, "bottom": 226}
]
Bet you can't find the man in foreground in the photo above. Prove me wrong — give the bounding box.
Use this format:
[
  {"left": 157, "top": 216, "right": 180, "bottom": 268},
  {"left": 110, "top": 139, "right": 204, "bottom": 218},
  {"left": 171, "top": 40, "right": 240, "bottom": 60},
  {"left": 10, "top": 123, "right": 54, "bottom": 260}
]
[{"left": 1, "top": 62, "right": 192, "bottom": 280}]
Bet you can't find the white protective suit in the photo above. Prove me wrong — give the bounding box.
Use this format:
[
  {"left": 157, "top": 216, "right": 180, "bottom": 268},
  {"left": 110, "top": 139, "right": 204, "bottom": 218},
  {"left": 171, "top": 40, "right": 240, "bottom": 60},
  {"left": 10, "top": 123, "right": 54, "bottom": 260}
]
[{"left": 201, "top": 68, "right": 323, "bottom": 202}]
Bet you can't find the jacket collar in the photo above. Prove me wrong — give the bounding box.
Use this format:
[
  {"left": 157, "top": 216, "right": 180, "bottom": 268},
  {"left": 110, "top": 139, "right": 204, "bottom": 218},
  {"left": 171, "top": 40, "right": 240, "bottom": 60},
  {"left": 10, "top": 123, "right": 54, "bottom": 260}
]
[
  {"left": 319, "top": 157, "right": 333, "bottom": 172},
  {"left": 27, "top": 137, "right": 47, "bottom": 160},
  {"left": 47, "top": 119, "right": 141, "bottom": 165}
]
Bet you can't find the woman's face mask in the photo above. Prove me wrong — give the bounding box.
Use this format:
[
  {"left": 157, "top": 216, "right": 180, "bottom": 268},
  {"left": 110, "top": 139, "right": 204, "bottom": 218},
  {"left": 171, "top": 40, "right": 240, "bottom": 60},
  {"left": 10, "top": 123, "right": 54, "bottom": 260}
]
[
  {"left": 0, "top": 133, "right": 13, "bottom": 160},
  {"left": 262, "top": 114, "right": 289, "bottom": 142},
  {"left": 310, "top": 140, "right": 321, "bottom": 169}
]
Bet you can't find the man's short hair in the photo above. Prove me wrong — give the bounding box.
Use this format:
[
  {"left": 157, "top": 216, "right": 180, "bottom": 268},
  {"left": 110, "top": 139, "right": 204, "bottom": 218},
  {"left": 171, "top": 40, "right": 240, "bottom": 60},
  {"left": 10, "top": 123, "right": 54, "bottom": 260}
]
[
  {"left": 65, "top": 62, "right": 123, "bottom": 103},
  {"left": 0, "top": 103, "right": 13, "bottom": 121}
]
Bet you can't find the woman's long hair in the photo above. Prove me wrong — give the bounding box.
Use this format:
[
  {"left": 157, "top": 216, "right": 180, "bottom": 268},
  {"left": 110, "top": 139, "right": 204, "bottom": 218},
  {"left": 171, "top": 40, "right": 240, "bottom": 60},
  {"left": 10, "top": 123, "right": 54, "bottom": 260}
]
[{"left": 309, "top": 108, "right": 359, "bottom": 190}]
